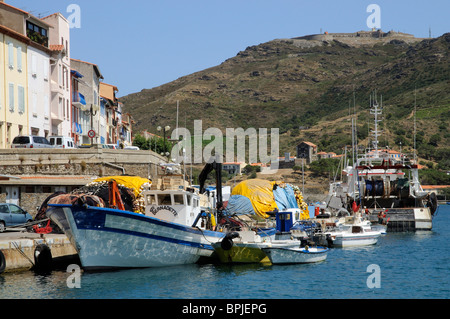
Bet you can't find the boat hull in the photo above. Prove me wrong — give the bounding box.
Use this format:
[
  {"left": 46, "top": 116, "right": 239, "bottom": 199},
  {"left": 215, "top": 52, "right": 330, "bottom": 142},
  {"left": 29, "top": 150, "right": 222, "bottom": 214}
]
[
  {"left": 262, "top": 247, "right": 328, "bottom": 264},
  {"left": 213, "top": 243, "right": 270, "bottom": 264},
  {"left": 47, "top": 204, "right": 225, "bottom": 270},
  {"left": 328, "top": 232, "right": 380, "bottom": 247},
  {"left": 368, "top": 208, "right": 433, "bottom": 232},
  {"left": 212, "top": 240, "right": 300, "bottom": 264}
]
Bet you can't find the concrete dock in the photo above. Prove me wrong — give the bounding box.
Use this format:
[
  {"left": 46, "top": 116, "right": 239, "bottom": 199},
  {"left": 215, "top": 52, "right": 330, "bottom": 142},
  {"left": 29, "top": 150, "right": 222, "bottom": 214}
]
[{"left": 0, "top": 229, "right": 78, "bottom": 273}]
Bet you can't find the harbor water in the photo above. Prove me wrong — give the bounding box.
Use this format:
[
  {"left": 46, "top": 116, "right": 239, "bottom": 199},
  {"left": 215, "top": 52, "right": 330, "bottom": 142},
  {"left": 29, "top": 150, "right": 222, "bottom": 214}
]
[{"left": 0, "top": 205, "right": 449, "bottom": 299}]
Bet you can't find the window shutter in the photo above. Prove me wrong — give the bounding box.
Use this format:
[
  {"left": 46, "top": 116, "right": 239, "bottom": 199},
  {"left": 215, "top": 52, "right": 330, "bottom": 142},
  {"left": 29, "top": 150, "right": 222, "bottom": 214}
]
[
  {"left": 44, "top": 95, "right": 49, "bottom": 118},
  {"left": 8, "top": 43, "right": 14, "bottom": 68},
  {"left": 17, "top": 46, "right": 22, "bottom": 71},
  {"left": 43, "top": 58, "right": 49, "bottom": 80},
  {"left": 9, "top": 83, "right": 14, "bottom": 111},
  {"left": 31, "top": 54, "right": 37, "bottom": 76},
  {"left": 32, "top": 92, "right": 38, "bottom": 114},
  {"left": 18, "top": 86, "right": 25, "bottom": 113}
]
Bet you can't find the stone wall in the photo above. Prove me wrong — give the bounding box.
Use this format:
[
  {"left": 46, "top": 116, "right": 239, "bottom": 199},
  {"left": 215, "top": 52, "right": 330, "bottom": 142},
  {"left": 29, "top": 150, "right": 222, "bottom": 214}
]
[{"left": 0, "top": 148, "right": 165, "bottom": 177}]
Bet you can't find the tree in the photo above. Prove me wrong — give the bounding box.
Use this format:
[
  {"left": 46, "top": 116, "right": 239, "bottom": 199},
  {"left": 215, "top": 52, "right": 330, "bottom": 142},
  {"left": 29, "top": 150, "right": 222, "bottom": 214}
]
[
  {"left": 308, "top": 158, "right": 341, "bottom": 177},
  {"left": 428, "top": 134, "right": 441, "bottom": 147}
]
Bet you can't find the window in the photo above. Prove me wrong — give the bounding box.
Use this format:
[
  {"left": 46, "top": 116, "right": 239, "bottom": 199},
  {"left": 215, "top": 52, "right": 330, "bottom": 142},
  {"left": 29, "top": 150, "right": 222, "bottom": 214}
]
[
  {"left": 17, "top": 46, "right": 22, "bottom": 71},
  {"left": 18, "top": 86, "right": 25, "bottom": 114},
  {"left": 146, "top": 194, "right": 157, "bottom": 205},
  {"left": 8, "top": 83, "right": 14, "bottom": 111},
  {"left": 43, "top": 58, "right": 49, "bottom": 80},
  {"left": 9, "top": 204, "right": 25, "bottom": 215},
  {"left": 31, "top": 54, "right": 37, "bottom": 76},
  {"left": 42, "top": 186, "right": 51, "bottom": 193},
  {"left": 8, "top": 42, "right": 14, "bottom": 68},
  {"left": 158, "top": 194, "right": 172, "bottom": 205},
  {"left": 44, "top": 95, "right": 49, "bottom": 119},
  {"left": 25, "top": 186, "right": 35, "bottom": 193},
  {"left": 32, "top": 92, "right": 37, "bottom": 115},
  {"left": 173, "top": 194, "right": 184, "bottom": 205},
  {"left": 94, "top": 90, "right": 98, "bottom": 106},
  {"left": 0, "top": 205, "right": 9, "bottom": 214},
  {"left": 58, "top": 64, "right": 62, "bottom": 85}
]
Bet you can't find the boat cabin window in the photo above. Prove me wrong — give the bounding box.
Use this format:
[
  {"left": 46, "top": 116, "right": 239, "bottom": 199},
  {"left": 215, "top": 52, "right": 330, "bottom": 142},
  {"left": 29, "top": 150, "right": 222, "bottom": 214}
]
[
  {"left": 193, "top": 198, "right": 199, "bottom": 208},
  {"left": 186, "top": 194, "right": 192, "bottom": 206},
  {"left": 173, "top": 194, "right": 184, "bottom": 205},
  {"left": 158, "top": 194, "right": 172, "bottom": 205},
  {"left": 352, "top": 226, "right": 363, "bottom": 233},
  {"left": 146, "top": 194, "right": 157, "bottom": 205}
]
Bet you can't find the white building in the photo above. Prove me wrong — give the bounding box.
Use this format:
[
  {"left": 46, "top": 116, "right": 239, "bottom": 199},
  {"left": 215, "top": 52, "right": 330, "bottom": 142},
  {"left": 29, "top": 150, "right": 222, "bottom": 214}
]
[
  {"left": 27, "top": 45, "right": 51, "bottom": 137},
  {"left": 41, "top": 13, "right": 71, "bottom": 137}
]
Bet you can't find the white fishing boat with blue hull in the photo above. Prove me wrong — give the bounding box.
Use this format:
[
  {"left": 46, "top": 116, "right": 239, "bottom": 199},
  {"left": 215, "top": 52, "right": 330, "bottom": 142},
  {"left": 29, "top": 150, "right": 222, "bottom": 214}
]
[
  {"left": 46, "top": 179, "right": 225, "bottom": 270},
  {"left": 47, "top": 205, "right": 224, "bottom": 270}
]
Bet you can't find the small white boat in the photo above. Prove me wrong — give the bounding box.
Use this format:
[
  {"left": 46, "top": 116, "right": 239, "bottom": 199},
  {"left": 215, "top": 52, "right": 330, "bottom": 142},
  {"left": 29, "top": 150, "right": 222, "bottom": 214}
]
[
  {"left": 325, "top": 224, "right": 381, "bottom": 247},
  {"left": 339, "top": 215, "right": 387, "bottom": 234},
  {"left": 262, "top": 246, "right": 328, "bottom": 264}
]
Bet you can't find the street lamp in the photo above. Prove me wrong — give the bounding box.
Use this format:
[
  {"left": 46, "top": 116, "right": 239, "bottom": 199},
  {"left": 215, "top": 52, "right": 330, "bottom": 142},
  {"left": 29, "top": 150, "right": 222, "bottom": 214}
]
[{"left": 157, "top": 125, "right": 170, "bottom": 155}]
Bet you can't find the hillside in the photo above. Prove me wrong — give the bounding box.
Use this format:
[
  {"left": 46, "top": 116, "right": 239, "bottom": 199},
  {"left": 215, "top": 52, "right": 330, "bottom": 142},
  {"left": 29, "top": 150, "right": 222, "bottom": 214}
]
[{"left": 121, "top": 31, "right": 450, "bottom": 160}]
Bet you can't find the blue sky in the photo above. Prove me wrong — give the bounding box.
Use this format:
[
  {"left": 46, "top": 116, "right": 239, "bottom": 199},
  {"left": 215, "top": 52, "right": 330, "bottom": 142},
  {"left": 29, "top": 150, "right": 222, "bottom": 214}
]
[{"left": 7, "top": 0, "right": 450, "bottom": 97}]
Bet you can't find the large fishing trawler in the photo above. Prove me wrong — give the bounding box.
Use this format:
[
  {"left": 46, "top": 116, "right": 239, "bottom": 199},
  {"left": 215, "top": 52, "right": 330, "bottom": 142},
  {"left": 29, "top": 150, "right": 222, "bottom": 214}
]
[{"left": 322, "top": 95, "right": 438, "bottom": 231}]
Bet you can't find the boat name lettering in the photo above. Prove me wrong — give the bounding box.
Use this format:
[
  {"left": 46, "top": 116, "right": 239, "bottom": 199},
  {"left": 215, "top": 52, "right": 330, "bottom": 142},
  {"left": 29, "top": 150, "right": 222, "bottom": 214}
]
[{"left": 149, "top": 205, "right": 178, "bottom": 216}]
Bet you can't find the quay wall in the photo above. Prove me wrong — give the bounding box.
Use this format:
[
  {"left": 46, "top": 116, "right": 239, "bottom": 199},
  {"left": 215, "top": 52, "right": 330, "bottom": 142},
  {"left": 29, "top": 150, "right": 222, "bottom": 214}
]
[
  {"left": 0, "top": 233, "right": 77, "bottom": 273},
  {"left": 0, "top": 148, "right": 168, "bottom": 215},
  {"left": 0, "top": 148, "right": 166, "bottom": 175}
]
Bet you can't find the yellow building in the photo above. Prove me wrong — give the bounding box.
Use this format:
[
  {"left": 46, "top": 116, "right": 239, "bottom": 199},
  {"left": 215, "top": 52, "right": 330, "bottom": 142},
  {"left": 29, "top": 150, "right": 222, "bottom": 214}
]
[{"left": 0, "top": 25, "right": 29, "bottom": 148}]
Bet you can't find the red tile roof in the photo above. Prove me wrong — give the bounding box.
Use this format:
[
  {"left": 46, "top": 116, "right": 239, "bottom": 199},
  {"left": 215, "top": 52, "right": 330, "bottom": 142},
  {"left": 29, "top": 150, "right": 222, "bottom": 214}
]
[{"left": 49, "top": 44, "right": 65, "bottom": 52}]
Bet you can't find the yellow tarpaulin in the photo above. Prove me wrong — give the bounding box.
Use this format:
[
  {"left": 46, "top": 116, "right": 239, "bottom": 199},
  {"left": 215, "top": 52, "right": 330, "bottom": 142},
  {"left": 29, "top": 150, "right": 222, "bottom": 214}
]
[
  {"left": 92, "top": 176, "right": 151, "bottom": 197},
  {"left": 231, "top": 179, "right": 279, "bottom": 219}
]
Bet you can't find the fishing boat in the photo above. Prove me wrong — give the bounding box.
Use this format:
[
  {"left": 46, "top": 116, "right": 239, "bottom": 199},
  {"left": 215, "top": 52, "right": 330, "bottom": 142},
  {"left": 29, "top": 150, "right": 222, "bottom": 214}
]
[
  {"left": 212, "top": 231, "right": 301, "bottom": 264},
  {"left": 324, "top": 217, "right": 382, "bottom": 247},
  {"left": 322, "top": 94, "right": 438, "bottom": 232},
  {"left": 262, "top": 246, "right": 328, "bottom": 264},
  {"left": 46, "top": 175, "right": 225, "bottom": 270}
]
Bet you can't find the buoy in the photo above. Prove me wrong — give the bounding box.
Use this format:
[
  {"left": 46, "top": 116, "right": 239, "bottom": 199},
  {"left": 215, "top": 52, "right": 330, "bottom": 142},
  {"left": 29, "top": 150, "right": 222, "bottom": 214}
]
[
  {"left": 0, "top": 250, "right": 6, "bottom": 274},
  {"left": 33, "top": 244, "right": 52, "bottom": 272}
]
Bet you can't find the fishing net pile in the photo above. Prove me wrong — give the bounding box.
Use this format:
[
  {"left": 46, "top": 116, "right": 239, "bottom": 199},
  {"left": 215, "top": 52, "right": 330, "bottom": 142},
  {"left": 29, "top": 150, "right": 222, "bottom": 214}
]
[{"left": 73, "top": 176, "right": 152, "bottom": 213}]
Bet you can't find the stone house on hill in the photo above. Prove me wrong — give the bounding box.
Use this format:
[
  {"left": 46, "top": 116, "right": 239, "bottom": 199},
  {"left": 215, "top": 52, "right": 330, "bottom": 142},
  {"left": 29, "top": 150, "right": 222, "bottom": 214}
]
[{"left": 296, "top": 141, "right": 317, "bottom": 164}]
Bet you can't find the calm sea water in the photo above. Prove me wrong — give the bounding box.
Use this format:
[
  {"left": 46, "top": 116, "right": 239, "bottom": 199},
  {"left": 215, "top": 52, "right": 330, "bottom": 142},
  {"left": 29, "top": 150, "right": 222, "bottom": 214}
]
[{"left": 1, "top": 205, "right": 449, "bottom": 300}]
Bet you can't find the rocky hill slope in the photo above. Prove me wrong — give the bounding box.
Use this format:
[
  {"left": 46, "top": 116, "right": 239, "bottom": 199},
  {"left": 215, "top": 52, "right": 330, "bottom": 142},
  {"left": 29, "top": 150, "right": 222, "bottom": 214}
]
[{"left": 121, "top": 31, "right": 450, "bottom": 158}]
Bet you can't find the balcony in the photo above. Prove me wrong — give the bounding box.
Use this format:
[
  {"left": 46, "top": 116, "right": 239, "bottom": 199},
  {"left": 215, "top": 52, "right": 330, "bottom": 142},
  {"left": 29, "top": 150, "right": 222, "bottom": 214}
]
[
  {"left": 72, "top": 91, "right": 86, "bottom": 108},
  {"left": 26, "top": 29, "right": 48, "bottom": 47}
]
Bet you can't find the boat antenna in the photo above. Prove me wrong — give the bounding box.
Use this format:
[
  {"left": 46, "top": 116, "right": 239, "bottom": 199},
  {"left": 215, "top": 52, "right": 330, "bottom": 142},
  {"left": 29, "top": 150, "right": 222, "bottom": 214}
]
[
  {"left": 353, "top": 86, "right": 357, "bottom": 163},
  {"left": 351, "top": 98, "right": 355, "bottom": 166},
  {"left": 413, "top": 87, "right": 417, "bottom": 163},
  {"left": 369, "top": 90, "right": 383, "bottom": 158}
]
